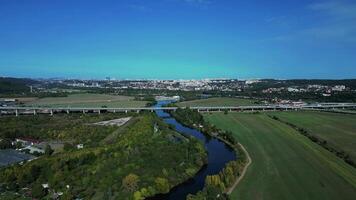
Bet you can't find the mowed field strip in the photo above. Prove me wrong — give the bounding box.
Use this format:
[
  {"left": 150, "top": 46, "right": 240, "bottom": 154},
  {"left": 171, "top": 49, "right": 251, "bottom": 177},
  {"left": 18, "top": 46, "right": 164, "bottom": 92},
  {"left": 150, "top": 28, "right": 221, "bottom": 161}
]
[
  {"left": 177, "top": 97, "right": 260, "bottom": 107},
  {"left": 25, "top": 93, "right": 148, "bottom": 108},
  {"left": 205, "top": 112, "right": 356, "bottom": 200},
  {"left": 271, "top": 111, "right": 356, "bottom": 164}
]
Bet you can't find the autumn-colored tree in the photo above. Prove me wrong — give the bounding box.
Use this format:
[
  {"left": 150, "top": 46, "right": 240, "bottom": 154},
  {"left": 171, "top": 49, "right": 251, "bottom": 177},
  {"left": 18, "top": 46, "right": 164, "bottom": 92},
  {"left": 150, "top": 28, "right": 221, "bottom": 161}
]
[
  {"left": 122, "top": 173, "right": 140, "bottom": 192},
  {"left": 205, "top": 174, "right": 225, "bottom": 191},
  {"left": 45, "top": 144, "right": 54, "bottom": 156},
  {"left": 155, "top": 177, "right": 170, "bottom": 193},
  {"left": 219, "top": 165, "right": 234, "bottom": 186}
]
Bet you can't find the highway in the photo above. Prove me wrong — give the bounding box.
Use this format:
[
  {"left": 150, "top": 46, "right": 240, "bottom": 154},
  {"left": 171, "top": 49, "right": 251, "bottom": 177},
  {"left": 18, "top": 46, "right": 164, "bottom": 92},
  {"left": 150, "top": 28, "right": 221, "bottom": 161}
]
[{"left": 1, "top": 103, "right": 356, "bottom": 116}]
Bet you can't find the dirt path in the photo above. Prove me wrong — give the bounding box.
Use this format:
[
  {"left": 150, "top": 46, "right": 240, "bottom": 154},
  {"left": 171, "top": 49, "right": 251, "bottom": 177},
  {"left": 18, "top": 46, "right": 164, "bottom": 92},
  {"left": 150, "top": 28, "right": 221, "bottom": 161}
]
[
  {"left": 100, "top": 117, "right": 139, "bottom": 145},
  {"left": 226, "top": 143, "right": 252, "bottom": 195}
]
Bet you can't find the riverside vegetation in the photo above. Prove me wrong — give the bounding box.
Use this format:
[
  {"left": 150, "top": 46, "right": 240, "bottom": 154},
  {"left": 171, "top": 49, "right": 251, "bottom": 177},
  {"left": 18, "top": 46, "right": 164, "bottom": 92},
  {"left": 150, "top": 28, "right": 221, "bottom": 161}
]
[
  {"left": 0, "top": 113, "right": 207, "bottom": 199},
  {"left": 170, "top": 108, "right": 248, "bottom": 199}
]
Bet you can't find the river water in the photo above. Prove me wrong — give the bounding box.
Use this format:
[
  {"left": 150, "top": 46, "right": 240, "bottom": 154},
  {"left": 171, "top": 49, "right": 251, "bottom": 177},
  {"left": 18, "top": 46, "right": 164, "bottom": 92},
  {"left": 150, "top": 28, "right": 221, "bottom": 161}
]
[{"left": 148, "top": 101, "right": 236, "bottom": 200}]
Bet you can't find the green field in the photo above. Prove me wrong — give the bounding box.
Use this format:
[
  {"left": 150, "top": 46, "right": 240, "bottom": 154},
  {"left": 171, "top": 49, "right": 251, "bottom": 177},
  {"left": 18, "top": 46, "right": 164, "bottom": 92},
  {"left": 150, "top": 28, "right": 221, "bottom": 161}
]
[
  {"left": 205, "top": 113, "right": 356, "bottom": 200},
  {"left": 271, "top": 111, "right": 356, "bottom": 164},
  {"left": 25, "top": 93, "right": 148, "bottom": 108},
  {"left": 177, "top": 97, "right": 260, "bottom": 107}
]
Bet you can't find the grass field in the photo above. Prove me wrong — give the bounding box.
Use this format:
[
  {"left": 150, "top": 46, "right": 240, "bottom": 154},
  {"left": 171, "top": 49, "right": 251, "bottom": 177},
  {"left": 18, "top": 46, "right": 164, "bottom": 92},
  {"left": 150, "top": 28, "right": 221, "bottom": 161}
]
[
  {"left": 25, "top": 93, "right": 148, "bottom": 108},
  {"left": 177, "top": 97, "right": 260, "bottom": 107},
  {"left": 271, "top": 111, "right": 356, "bottom": 164},
  {"left": 205, "top": 113, "right": 356, "bottom": 200}
]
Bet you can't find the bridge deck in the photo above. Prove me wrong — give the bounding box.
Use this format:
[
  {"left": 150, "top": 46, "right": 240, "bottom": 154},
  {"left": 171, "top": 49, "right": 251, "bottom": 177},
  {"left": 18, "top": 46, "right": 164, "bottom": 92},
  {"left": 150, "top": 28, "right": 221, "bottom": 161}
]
[{"left": 1, "top": 103, "right": 355, "bottom": 116}]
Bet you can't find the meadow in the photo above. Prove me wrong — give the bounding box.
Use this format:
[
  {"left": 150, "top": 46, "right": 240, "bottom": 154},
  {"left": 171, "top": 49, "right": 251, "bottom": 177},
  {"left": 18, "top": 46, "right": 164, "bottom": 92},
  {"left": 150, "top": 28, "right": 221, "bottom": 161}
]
[
  {"left": 177, "top": 97, "right": 260, "bottom": 107},
  {"left": 270, "top": 111, "right": 356, "bottom": 164},
  {"left": 24, "top": 93, "right": 148, "bottom": 108},
  {"left": 205, "top": 112, "right": 356, "bottom": 200}
]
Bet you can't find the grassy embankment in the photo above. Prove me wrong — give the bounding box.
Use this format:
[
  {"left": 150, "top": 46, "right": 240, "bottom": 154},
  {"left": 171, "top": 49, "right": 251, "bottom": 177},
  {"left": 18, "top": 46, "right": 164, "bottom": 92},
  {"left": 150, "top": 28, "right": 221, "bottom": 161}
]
[
  {"left": 0, "top": 113, "right": 207, "bottom": 199},
  {"left": 205, "top": 112, "right": 356, "bottom": 200},
  {"left": 24, "top": 93, "right": 148, "bottom": 108},
  {"left": 177, "top": 97, "right": 260, "bottom": 107}
]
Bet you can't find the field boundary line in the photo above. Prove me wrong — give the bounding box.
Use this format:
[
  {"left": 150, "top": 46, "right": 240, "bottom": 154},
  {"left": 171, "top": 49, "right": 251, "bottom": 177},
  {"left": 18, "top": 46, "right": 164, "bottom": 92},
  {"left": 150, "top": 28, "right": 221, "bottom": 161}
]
[{"left": 226, "top": 142, "right": 252, "bottom": 194}]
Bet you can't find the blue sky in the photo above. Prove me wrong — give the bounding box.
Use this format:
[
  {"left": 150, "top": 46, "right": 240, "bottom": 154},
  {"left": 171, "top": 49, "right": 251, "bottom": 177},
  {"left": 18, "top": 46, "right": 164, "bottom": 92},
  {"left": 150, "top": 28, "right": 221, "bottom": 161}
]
[{"left": 0, "top": 0, "right": 355, "bottom": 79}]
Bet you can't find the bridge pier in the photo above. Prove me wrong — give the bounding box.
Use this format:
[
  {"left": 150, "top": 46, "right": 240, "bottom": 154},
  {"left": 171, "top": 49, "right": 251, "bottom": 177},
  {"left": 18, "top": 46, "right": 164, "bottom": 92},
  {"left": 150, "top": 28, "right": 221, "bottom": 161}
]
[
  {"left": 50, "top": 109, "right": 53, "bottom": 116},
  {"left": 136, "top": 110, "right": 140, "bottom": 113},
  {"left": 125, "top": 110, "right": 128, "bottom": 114},
  {"left": 98, "top": 110, "right": 101, "bottom": 114},
  {"left": 82, "top": 110, "right": 86, "bottom": 114},
  {"left": 15, "top": 109, "right": 18, "bottom": 117},
  {"left": 33, "top": 109, "right": 37, "bottom": 115},
  {"left": 66, "top": 109, "right": 70, "bottom": 114}
]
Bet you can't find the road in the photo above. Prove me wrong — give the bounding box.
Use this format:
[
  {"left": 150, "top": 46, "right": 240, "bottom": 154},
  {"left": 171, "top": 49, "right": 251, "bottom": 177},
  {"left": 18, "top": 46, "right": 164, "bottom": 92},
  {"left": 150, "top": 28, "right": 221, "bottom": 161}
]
[{"left": 0, "top": 103, "right": 356, "bottom": 116}]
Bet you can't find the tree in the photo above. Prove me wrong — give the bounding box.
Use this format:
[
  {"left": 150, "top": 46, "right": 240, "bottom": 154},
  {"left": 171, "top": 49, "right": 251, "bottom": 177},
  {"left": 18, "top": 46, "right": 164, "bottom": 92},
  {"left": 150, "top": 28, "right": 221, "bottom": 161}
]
[
  {"left": 205, "top": 175, "right": 225, "bottom": 191},
  {"left": 32, "top": 184, "right": 47, "bottom": 198},
  {"left": 45, "top": 144, "right": 54, "bottom": 156},
  {"left": 220, "top": 165, "right": 234, "bottom": 186},
  {"left": 155, "top": 177, "right": 170, "bottom": 193},
  {"left": 15, "top": 141, "right": 22, "bottom": 149},
  {"left": 122, "top": 173, "right": 139, "bottom": 192},
  {"left": 63, "top": 142, "right": 74, "bottom": 151},
  {"left": 0, "top": 139, "right": 12, "bottom": 149},
  {"left": 133, "top": 191, "right": 144, "bottom": 200}
]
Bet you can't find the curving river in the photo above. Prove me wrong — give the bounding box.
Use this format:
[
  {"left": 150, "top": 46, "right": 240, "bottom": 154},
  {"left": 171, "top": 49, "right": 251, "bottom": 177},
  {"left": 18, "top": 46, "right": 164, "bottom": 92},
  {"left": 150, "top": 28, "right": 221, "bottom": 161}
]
[{"left": 148, "top": 101, "right": 236, "bottom": 200}]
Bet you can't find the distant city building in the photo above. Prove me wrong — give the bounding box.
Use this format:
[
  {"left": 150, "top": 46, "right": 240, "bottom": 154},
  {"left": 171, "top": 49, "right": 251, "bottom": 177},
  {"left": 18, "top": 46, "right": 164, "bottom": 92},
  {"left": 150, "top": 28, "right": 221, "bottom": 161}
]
[{"left": 332, "top": 85, "right": 346, "bottom": 91}]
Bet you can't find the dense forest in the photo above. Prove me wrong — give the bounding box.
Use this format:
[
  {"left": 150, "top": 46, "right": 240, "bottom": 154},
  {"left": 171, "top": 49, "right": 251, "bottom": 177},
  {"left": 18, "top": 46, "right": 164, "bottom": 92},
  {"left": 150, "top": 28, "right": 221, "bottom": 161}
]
[
  {"left": 0, "top": 113, "right": 207, "bottom": 199},
  {"left": 0, "top": 113, "right": 128, "bottom": 147},
  {"left": 0, "top": 77, "right": 38, "bottom": 95}
]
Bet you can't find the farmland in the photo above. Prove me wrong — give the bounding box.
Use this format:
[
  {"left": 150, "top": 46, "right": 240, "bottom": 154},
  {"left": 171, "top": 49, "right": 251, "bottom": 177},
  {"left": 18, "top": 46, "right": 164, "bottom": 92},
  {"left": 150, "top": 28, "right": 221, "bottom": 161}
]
[
  {"left": 24, "top": 93, "right": 148, "bottom": 108},
  {"left": 270, "top": 111, "right": 356, "bottom": 165},
  {"left": 177, "top": 97, "right": 260, "bottom": 107},
  {"left": 204, "top": 112, "right": 356, "bottom": 200}
]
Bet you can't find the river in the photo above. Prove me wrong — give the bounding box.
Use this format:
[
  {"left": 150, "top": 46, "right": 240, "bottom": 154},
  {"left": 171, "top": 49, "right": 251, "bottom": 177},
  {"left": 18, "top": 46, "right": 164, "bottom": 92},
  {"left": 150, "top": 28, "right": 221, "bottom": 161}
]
[{"left": 148, "top": 101, "right": 236, "bottom": 200}]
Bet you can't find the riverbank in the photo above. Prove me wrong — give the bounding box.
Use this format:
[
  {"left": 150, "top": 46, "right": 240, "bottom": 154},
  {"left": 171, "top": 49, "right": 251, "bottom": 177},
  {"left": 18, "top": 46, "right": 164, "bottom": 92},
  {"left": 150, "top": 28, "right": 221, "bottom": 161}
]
[
  {"left": 169, "top": 108, "right": 249, "bottom": 199},
  {"left": 225, "top": 143, "right": 251, "bottom": 194}
]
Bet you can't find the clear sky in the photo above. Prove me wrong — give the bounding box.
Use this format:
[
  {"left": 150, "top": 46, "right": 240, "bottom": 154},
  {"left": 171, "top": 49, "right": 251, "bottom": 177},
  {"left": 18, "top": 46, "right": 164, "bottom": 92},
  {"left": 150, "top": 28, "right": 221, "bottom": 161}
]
[{"left": 0, "top": 0, "right": 355, "bottom": 79}]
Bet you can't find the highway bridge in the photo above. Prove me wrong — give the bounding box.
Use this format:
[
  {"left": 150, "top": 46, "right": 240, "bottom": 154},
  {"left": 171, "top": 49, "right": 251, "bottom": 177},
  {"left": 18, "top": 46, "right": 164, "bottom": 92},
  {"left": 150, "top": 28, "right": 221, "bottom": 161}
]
[{"left": 1, "top": 103, "right": 356, "bottom": 116}]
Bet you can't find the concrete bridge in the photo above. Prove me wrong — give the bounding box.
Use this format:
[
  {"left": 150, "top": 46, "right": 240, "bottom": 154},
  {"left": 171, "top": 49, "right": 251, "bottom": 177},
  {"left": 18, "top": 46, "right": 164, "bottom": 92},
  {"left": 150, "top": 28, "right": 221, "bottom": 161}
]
[{"left": 1, "top": 103, "right": 356, "bottom": 116}]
